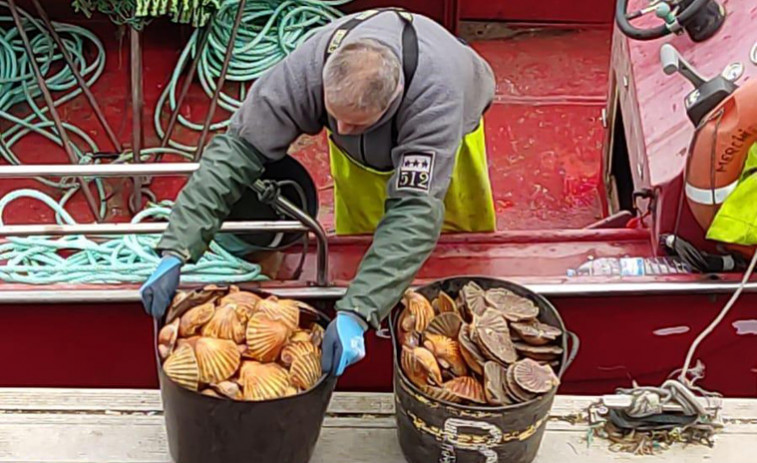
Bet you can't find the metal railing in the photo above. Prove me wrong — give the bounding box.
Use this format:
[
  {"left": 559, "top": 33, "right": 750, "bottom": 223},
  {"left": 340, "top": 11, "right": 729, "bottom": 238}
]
[{"left": 0, "top": 163, "right": 330, "bottom": 286}]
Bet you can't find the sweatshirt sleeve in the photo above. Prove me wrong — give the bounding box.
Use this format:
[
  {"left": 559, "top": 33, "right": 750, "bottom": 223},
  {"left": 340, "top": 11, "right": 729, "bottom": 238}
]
[{"left": 334, "top": 85, "right": 465, "bottom": 329}]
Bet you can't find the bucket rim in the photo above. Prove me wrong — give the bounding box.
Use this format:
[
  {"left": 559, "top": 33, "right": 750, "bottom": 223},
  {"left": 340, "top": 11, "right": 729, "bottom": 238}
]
[
  {"left": 390, "top": 275, "right": 569, "bottom": 412},
  {"left": 155, "top": 286, "right": 333, "bottom": 405}
]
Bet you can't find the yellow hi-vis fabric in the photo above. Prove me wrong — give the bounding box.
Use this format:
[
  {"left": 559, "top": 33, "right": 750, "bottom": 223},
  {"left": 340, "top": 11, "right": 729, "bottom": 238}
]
[
  {"left": 707, "top": 143, "right": 757, "bottom": 246},
  {"left": 328, "top": 121, "right": 497, "bottom": 235}
]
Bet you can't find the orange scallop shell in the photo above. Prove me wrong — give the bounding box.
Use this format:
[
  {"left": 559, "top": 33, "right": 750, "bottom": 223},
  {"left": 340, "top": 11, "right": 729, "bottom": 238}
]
[
  {"left": 290, "top": 330, "right": 312, "bottom": 343},
  {"left": 425, "top": 312, "right": 463, "bottom": 339},
  {"left": 284, "top": 386, "right": 298, "bottom": 397},
  {"left": 195, "top": 337, "right": 241, "bottom": 384},
  {"left": 176, "top": 335, "right": 200, "bottom": 350},
  {"left": 219, "top": 287, "right": 261, "bottom": 315},
  {"left": 240, "top": 362, "right": 291, "bottom": 401},
  {"left": 436, "top": 291, "right": 458, "bottom": 314},
  {"left": 211, "top": 380, "right": 243, "bottom": 400},
  {"left": 163, "top": 344, "right": 200, "bottom": 391},
  {"left": 201, "top": 304, "right": 247, "bottom": 343},
  {"left": 401, "top": 346, "right": 443, "bottom": 388},
  {"left": 442, "top": 376, "right": 487, "bottom": 404},
  {"left": 201, "top": 388, "right": 223, "bottom": 398},
  {"left": 158, "top": 318, "right": 180, "bottom": 360},
  {"left": 179, "top": 302, "right": 215, "bottom": 337},
  {"left": 245, "top": 312, "right": 291, "bottom": 362},
  {"left": 256, "top": 297, "right": 300, "bottom": 332},
  {"left": 420, "top": 385, "right": 462, "bottom": 403},
  {"left": 308, "top": 323, "right": 325, "bottom": 347},
  {"left": 290, "top": 352, "right": 322, "bottom": 391},
  {"left": 402, "top": 290, "right": 435, "bottom": 333},
  {"left": 280, "top": 341, "right": 319, "bottom": 367},
  {"left": 423, "top": 334, "right": 468, "bottom": 377},
  {"left": 512, "top": 358, "right": 560, "bottom": 394}
]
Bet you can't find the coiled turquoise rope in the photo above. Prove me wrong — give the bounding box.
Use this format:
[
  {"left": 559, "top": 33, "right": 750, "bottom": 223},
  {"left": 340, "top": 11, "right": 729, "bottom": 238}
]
[
  {"left": 154, "top": 0, "right": 350, "bottom": 151},
  {"left": 0, "top": 189, "right": 267, "bottom": 284}
]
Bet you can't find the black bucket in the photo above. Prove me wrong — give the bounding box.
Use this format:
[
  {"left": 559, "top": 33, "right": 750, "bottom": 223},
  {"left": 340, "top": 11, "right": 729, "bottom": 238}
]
[
  {"left": 390, "top": 277, "right": 579, "bottom": 463},
  {"left": 156, "top": 288, "right": 337, "bottom": 463}
]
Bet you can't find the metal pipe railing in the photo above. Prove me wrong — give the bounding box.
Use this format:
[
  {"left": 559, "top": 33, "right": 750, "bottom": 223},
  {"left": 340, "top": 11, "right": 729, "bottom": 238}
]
[{"left": 0, "top": 163, "right": 329, "bottom": 286}]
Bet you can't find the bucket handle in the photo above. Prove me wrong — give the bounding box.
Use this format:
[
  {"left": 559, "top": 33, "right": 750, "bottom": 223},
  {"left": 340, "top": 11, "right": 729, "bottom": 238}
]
[{"left": 562, "top": 331, "right": 581, "bottom": 375}]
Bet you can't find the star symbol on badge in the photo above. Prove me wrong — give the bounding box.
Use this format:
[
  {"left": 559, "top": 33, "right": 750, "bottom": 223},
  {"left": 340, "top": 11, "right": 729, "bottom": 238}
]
[
  {"left": 412, "top": 160, "right": 420, "bottom": 167},
  {"left": 421, "top": 160, "right": 428, "bottom": 168}
]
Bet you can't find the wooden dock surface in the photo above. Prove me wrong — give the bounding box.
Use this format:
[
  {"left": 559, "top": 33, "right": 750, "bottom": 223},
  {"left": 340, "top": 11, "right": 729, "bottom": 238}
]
[{"left": 0, "top": 388, "right": 754, "bottom": 462}]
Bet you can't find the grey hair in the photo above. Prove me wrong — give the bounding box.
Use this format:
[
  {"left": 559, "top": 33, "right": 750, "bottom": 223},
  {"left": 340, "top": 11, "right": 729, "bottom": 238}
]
[{"left": 323, "top": 39, "right": 401, "bottom": 114}]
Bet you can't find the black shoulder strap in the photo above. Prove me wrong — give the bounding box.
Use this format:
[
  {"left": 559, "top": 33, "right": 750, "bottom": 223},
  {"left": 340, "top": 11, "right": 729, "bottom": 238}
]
[{"left": 322, "top": 8, "right": 418, "bottom": 134}]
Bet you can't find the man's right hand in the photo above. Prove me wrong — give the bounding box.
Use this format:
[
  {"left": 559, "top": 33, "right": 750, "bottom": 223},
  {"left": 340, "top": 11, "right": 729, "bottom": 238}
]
[{"left": 140, "top": 256, "right": 183, "bottom": 319}]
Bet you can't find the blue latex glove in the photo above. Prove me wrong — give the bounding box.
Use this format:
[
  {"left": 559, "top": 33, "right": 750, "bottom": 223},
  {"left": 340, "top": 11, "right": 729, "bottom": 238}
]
[
  {"left": 139, "top": 255, "right": 182, "bottom": 319},
  {"left": 322, "top": 311, "right": 368, "bottom": 376}
]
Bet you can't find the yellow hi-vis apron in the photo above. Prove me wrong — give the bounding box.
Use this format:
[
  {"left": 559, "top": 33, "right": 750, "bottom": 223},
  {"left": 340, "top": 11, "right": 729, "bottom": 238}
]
[
  {"left": 706, "top": 143, "right": 757, "bottom": 246},
  {"left": 329, "top": 121, "right": 497, "bottom": 235}
]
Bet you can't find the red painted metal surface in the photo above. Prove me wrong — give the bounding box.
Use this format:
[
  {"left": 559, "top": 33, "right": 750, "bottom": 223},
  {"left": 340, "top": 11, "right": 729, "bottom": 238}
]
[
  {"left": 4, "top": 292, "right": 756, "bottom": 398},
  {"left": 461, "top": 1, "right": 614, "bottom": 25}
]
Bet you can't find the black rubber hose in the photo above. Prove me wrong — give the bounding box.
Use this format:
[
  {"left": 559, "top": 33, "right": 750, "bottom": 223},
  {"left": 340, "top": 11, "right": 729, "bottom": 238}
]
[{"left": 615, "top": 0, "right": 711, "bottom": 41}]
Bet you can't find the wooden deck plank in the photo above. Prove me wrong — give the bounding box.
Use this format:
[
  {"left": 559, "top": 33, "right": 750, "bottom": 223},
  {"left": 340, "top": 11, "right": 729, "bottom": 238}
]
[{"left": 0, "top": 389, "right": 755, "bottom": 463}]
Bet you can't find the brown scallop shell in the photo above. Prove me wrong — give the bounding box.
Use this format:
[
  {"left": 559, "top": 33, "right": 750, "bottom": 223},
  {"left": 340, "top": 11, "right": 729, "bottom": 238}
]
[
  {"left": 178, "top": 302, "right": 215, "bottom": 337},
  {"left": 280, "top": 341, "right": 319, "bottom": 367},
  {"left": 256, "top": 297, "right": 300, "bottom": 332},
  {"left": 483, "top": 361, "right": 513, "bottom": 406},
  {"left": 158, "top": 318, "right": 180, "bottom": 360},
  {"left": 201, "top": 304, "right": 247, "bottom": 343},
  {"left": 510, "top": 320, "right": 562, "bottom": 346},
  {"left": 240, "top": 361, "right": 291, "bottom": 401},
  {"left": 401, "top": 346, "right": 443, "bottom": 388},
  {"left": 420, "top": 385, "right": 462, "bottom": 403},
  {"left": 442, "top": 376, "right": 487, "bottom": 404},
  {"left": 459, "top": 281, "right": 488, "bottom": 319},
  {"left": 195, "top": 337, "right": 241, "bottom": 384},
  {"left": 514, "top": 342, "right": 563, "bottom": 361},
  {"left": 458, "top": 325, "right": 486, "bottom": 375},
  {"left": 423, "top": 333, "right": 467, "bottom": 377},
  {"left": 211, "top": 380, "right": 243, "bottom": 400},
  {"left": 166, "top": 285, "right": 224, "bottom": 323},
  {"left": 245, "top": 312, "right": 291, "bottom": 362},
  {"left": 290, "top": 352, "right": 322, "bottom": 391},
  {"left": 425, "top": 312, "right": 463, "bottom": 339},
  {"left": 402, "top": 290, "right": 435, "bottom": 333},
  {"left": 309, "top": 323, "right": 325, "bottom": 347},
  {"left": 500, "top": 296, "right": 539, "bottom": 323},
  {"left": 513, "top": 358, "right": 560, "bottom": 394},
  {"left": 163, "top": 344, "right": 200, "bottom": 391},
  {"left": 475, "top": 309, "right": 517, "bottom": 364},
  {"left": 505, "top": 364, "right": 537, "bottom": 402},
  {"left": 484, "top": 287, "right": 516, "bottom": 310}
]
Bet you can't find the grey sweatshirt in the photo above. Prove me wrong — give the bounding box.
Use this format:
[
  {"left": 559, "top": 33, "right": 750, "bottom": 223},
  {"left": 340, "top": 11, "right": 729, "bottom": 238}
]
[{"left": 229, "top": 10, "right": 495, "bottom": 200}]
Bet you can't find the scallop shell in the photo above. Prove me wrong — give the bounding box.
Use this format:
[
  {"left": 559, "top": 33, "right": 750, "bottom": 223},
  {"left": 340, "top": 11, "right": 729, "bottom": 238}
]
[
  {"left": 195, "top": 337, "right": 241, "bottom": 384},
  {"left": 442, "top": 376, "right": 487, "bottom": 404},
  {"left": 290, "top": 352, "right": 322, "bottom": 391},
  {"left": 280, "top": 341, "right": 319, "bottom": 367},
  {"left": 201, "top": 388, "right": 222, "bottom": 398},
  {"left": 484, "top": 361, "right": 513, "bottom": 406},
  {"left": 166, "top": 285, "right": 224, "bottom": 323},
  {"left": 425, "top": 312, "right": 463, "bottom": 339},
  {"left": 420, "top": 385, "right": 462, "bottom": 403},
  {"left": 176, "top": 335, "right": 200, "bottom": 350},
  {"left": 245, "top": 312, "right": 291, "bottom": 362},
  {"left": 256, "top": 297, "right": 300, "bottom": 332},
  {"left": 284, "top": 386, "right": 298, "bottom": 397},
  {"left": 401, "top": 346, "right": 443, "bottom": 388},
  {"left": 506, "top": 364, "right": 537, "bottom": 402},
  {"left": 158, "top": 318, "right": 180, "bottom": 360},
  {"left": 309, "top": 323, "right": 325, "bottom": 347},
  {"left": 240, "top": 362, "right": 291, "bottom": 401},
  {"left": 211, "top": 380, "right": 243, "bottom": 400},
  {"left": 458, "top": 325, "right": 486, "bottom": 375},
  {"left": 460, "top": 281, "right": 487, "bottom": 319},
  {"left": 500, "top": 295, "right": 539, "bottom": 323},
  {"left": 514, "top": 342, "right": 563, "bottom": 361},
  {"left": 201, "top": 304, "right": 247, "bottom": 343},
  {"left": 513, "top": 358, "right": 560, "bottom": 394},
  {"left": 484, "top": 287, "right": 516, "bottom": 310},
  {"left": 219, "top": 287, "right": 261, "bottom": 316},
  {"left": 475, "top": 309, "right": 517, "bottom": 364},
  {"left": 163, "top": 344, "right": 200, "bottom": 391},
  {"left": 436, "top": 291, "right": 458, "bottom": 314},
  {"left": 179, "top": 302, "right": 215, "bottom": 337},
  {"left": 290, "top": 330, "right": 312, "bottom": 343},
  {"left": 510, "top": 320, "right": 562, "bottom": 346},
  {"left": 423, "top": 334, "right": 467, "bottom": 377},
  {"left": 402, "top": 290, "right": 434, "bottom": 333}
]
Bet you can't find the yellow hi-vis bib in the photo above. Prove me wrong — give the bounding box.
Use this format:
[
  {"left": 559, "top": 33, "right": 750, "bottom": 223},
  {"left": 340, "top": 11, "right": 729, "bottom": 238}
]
[
  {"left": 328, "top": 120, "right": 497, "bottom": 235},
  {"left": 707, "top": 143, "right": 757, "bottom": 246}
]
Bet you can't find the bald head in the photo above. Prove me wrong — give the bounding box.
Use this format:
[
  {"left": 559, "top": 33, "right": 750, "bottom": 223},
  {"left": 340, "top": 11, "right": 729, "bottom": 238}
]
[{"left": 323, "top": 39, "right": 402, "bottom": 135}]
